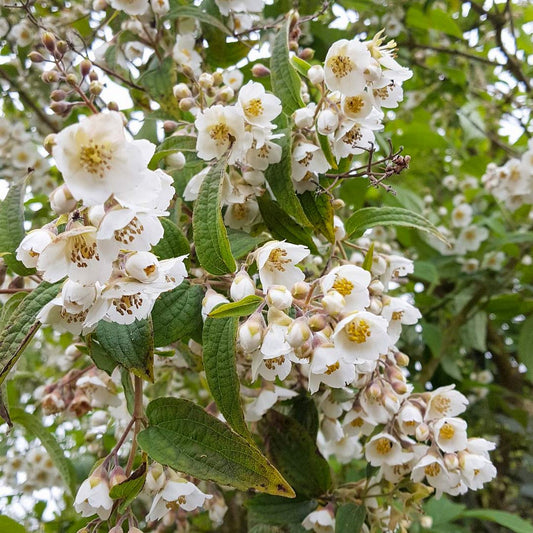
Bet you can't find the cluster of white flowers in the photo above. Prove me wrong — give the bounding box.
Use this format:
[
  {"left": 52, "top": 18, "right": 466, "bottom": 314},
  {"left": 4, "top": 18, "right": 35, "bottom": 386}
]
[
  {"left": 482, "top": 139, "right": 533, "bottom": 211},
  {"left": 16, "top": 111, "right": 188, "bottom": 334},
  {"left": 211, "top": 238, "right": 497, "bottom": 532}
]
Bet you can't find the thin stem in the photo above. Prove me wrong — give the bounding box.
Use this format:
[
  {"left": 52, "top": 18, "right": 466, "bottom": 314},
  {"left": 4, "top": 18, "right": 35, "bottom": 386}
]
[{"left": 126, "top": 375, "right": 144, "bottom": 475}]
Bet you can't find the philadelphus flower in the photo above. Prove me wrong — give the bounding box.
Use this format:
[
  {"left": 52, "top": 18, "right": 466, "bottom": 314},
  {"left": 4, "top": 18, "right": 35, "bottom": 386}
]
[
  {"left": 324, "top": 38, "right": 372, "bottom": 95},
  {"left": 173, "top": 33, "right": 203, "bottom": 76},
  {"left": 320, "top": 264, "right": 371, "bottom": 312},
  {"left": 195, "top": 105, "right": 252, "bottom": 164},
  {"left": 16, "top": 228, "right": 55, "bottom": 268},
  {"left": 308, "top": 344, "right": 356, "bottom": 394},
  {"left": 52, "top": 112, "right": 155, "bottom": 206},
  {"left": 74, "top": 467, "right": 113, "bottom": 520},
  {"left": 365, "top": 432, "right": 412, "bottom": 466},
  {"left": 230, "top": 270, "right": 256, "bottom": 301},
  {"left": 237, "top": 81, "right": 282, "bottom": 127},
  {"left": 109, "top": 0, "right": 149, "bottom": 15},
  {"left": 255, "top": 240, "right": 309, "bottom": 290},
  {"left": 302, "top": 507, "right": 335, "bottom": 533}
]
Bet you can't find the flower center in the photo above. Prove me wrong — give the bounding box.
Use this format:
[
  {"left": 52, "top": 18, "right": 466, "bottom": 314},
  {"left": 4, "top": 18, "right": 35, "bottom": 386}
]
[
  {"left": 264, "top": 355, "right": 285, "bottom": 369},
  {"left": 80, "top": 141, "right": 112, "bottom": 178},
  {"left": 439, "top": 422, "right": 455, "bottom": 440},
  {"left": 350, "top": 417, "right": 364, "bottom": 428},
  {"left": 375, "top": 437, "right": 393, "bottom": 455},
  {"left": 324, "top": 361, "right": 340, "bottom": 375},
  {"left": 59, "top": 308, "right": 89, "bottom": 324},
  {"left": 144, "top": 264, "right": 156, "bottom": 276},
  {"left": 177, "top": 495, "right": 187, "bottom": 505},
  {"left": 112, "top": 293, "right": 144, "bottom": 316},
  {"left": 433, "top": 395, "right": 451, "bottom": 415},
  {"left": 245, "top": 98, "right": 264, "bottom": 118},
  {"left": 332, "top": 276, "right": 354, "bottom": 296},
  {"left": 328, "top": 54, "right": 354, "bottom": 79},
  {"left": 345, "top": 96, "right": 364, "bottom": 114},
  {"left": 232, "top": 203, "right": 248, "bottom": 220},
  {"left": 424, "top": 462, "right": 441, "bottom": 477},
  {"left": 345, "top": 319, "right": 371, "bottom": 343},
  {"left": 267, "top": 248, "right": 290, "bottom": 272},
  {"left": 343, "top": 125, "right": 363, "bottom": 148},
  {"left": 209, "top": 123, "right": 232, "bottom": 146},
  {"left": 69, "top": 236, "right": 99, "bottom": 268},
  {"left": 391, "top": 310, "right": 404, "bottom": 321},
  {"left": 113, "top": 217, "right": 144, "bottom": 245}
]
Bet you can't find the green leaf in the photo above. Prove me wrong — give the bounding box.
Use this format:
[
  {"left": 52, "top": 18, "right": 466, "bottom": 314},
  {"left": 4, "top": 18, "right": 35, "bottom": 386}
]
[
  {"left": 518, "top": 314, "right": 533, "bottom": 380},
  {"left": 0, "top": 282, "right": 61, "bottom": 389},
  {"left": 345, "top": 207, "right": 448, "bottom": 244},
  {"left": 87, "top": 335, "right": 119, "bottom": 375},
  {"left": 414, "top": 260, "right": 439, "bottom": 285},
  {"left": 0, "top": 515, "right": 27, "bottom": 533},
  {"left": 264, "top": 116, "right": 310, "bottom": 227},
  {"left": 109, "top": 461, "right": 147, "bottom": 514},
  {"left": 258, "top": 409, "right": 331, "bottom": 498},
  {"left": 165, "top": 5, "right": 231, "bottom": 35},
  {"left": 149, "top": 136, "right": 197, "bottom": 170},
  {"left": 203, "top": 316, "right": 252, "bottom": 439},
  {"left": 94, "top": 318, "right": 154, "bottom": 382},
  {"left": 10, "top": 407, "right": 76, "bottom": 496},
  {"left": 208, "top": 295, "right": 262, "bottom": 319},
  {"left": 137, "top": 397, "right": 295, "bottom": 497},
  {"left": 257, "top": 195, "right": 317, "bottom": 253},
  {"left": 151, "top": 281, "right": 204, "bottom": 347},
  {"left": 270, "top": 14, "right": 304, "bottom": 114},
  {"left": 192, "top": 159, "right": 236, "bottom": 275},
  {"left": 335, "top": 503, "right": 366, "bottom": 533},
  {"left": 362, "top": 243, "right": 375, "bottom": 272},
  {"left": 0, "top": 178, "right": 34, "bottom": 276},
  {"left": 459, "top": 509, "right": 533, "bottom": 533},
  {"left": 299, "top": 191, "right": 335, "bottom": 244},
  {"left": 287, "top": 394, "right": 319, "bottom": 440},
  {"left": 228, "top": 230, "right": 268, "bottom": 260},
  {"left": 0, "top": 292, "right": 27, "bottom": 331},
  {"left": 247, "top": 494, "right": 317, "bottom": 526},
  {"left": 152, "top": 218, "right": 190, "bottom": 260}
]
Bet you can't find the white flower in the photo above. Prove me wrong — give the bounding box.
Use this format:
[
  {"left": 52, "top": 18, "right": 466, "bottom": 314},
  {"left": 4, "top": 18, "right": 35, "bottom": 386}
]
[
  {"left": 381, "top": 296, "right": 421, "bottom": 343},
  {"left": 244, "top": 386, "right": 297, "bottom": 422},
  {"left": 333, "top": 111, "right": 383, "bottom": 159},
  {"left": 246, "top": 139, "right": 282, "bottom": 170},
  {"left": 318, "top": 434, "right": 363, "bottom": 464},
  {"left": 172, "top": 33, "right": 203, "bottom": 76},
  {"left": 147, "top": 478, "right": 212, "bottom": 521},
  {"left": 320, "top": 264, "right": 371, "bottom": 312},
  {"left": 293, "top": 106, "right": 316, "bottom": 129},
  {"left": 365, "top": 432, "right": 412, "bottom": 466},
  {"left": 455, "top": 225, "right": 489, "bottom": 254},
  {"left": 256, "top": 241, "right": 309, "bottom": 290},
  {"left": 74, "top": 469, "right": 113, "bottom": 520},
  {"left": 317, "top": 109, "right": 339, "bottom": 135},
  {"left": 324, "top": 39, "right": 372, "bottom": 95},
  {"left": 16, "top": 229, "right": 55, "bottom": 268},
  {"left": 38, "top": 225, "right": 112, "bottom": 284},
  {"left": 411, "top": 452, "right": 460, "bottom": 496},
  {"left": 223, "top": 69, "right": 244, "bottom": 91},
  {"left": 396, "top": 402, "right": 423, "bottom": 435},
  {"left": 53, "top": 112, "right": 155, "bottom": 206},
  {"left": 451, "top": 203, "right": 473, "bottom": 228},
  {"left": 184, "top": 167, "right": 210, "bottom": 202},
  {"left": 307, "top": 65, "right": 325, "bottom": 85},
  {"left": 10, "top": 21, "right": 34, "bottom": 47},
  {"left": 459, "top": 449, "right": 497, "bottom": 490},
  {"left": 125, "top": 251, "right": 160, "bottom": 282},
  {"left": 109, "top": 0, "right": 149, "bottom": 15},
  {"left": 333, "top": 311, "right": 390, "bottom": 363},
  {"left": 151, "top": 0, "right": 169, "bottom": 15},
  {"left": 341, "top": 93, "right": 373, "bottom": 120},
  {"left": 370, "top": 76, "right": 405, "bottom": 109},
  {"left": 77, "top": 374, "right": 121, "bottom": 408},
  {"left": 202, "top": 289, "right": 230, "bottom": 320},
  {"left": 292, "top": 141, "right": 330, "bottom": 184},
  {"left": 433, "top": 417, "right": 468, "bottom": 453},
  {"left": 12, "top": 143, "right": 37, "bottom": 169},
  {"left": 482, "top": 251, "right": 505, "bottom": 271},
  {"left": 145, "top": 463, "right": 166, "bottom": 492},
  {"left": 195, "top": 105, "right": 252, "bottom": 164},
  {"left": 49, "top": 184, "right": 77, "bottom": 215},
  {"left": 238, "top": 82, "right": 282, "bottom": 127},
  {"left": 238, "top": 313, "right": 265, "bottom": 352},
  {"left": 425, "top": 385, "right": 468, "bottom": 421},
  {"left": 308, "top": 344, "right": 356, "bottom": 394},
  {"left": 302, "top": 508, "right": 335, "bottom": 533},
  {"left": 224, "top": 198, "right": 260, "bottom": 231},
  {"left": 266, "top": 285, "right": 293, "bottom": 309},
  {"left": 230, "top": 270, "right": 256, "bottom": 301}
]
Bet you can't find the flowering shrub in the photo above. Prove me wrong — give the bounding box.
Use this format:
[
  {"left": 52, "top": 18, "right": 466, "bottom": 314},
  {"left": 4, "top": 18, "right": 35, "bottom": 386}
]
[{"left": 0, "top": 1, "right": 531, "bottom": 532}]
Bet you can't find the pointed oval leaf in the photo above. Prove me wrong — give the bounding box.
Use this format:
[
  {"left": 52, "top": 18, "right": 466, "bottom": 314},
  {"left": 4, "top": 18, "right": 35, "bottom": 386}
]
[
  {"left": 459, "top": 509, "right": 533, "bottom": 533},
  {"left": 152, "top": 218, "right": 190, "bottom": 260},
  {"left": 203, "top": 316, "right": 252, "bottom": 440},
  {"left": 335, "top": 503, "right": 366, "bottom": 533},
  {"left": 109, "top": 461, "right": 147, "bottom": 513},
  {"left": 270, "top": 14, "right": 304, "bottom": 114},
  {"left": 208, "top": 295, "right": 262, "bottom": 319},
  {"left": 149, "top": 136, "right": 197, "bottom": 170},
  {"left": 345, "top": 207, "right": 448, "bottom": 244},
  {"left": 299, "top": 191, "right": 335, "bottom": 244},
  {"left": 192, "top": 159, "right": 237, "bottom": 275},
  {"left": 137, "top": 397, "right": 295, "bottom": 498}
]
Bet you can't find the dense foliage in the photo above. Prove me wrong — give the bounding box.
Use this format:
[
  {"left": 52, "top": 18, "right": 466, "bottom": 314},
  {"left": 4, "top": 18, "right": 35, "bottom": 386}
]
[{"left": 0, "top": 1, "right": 532, "bottom": 532}]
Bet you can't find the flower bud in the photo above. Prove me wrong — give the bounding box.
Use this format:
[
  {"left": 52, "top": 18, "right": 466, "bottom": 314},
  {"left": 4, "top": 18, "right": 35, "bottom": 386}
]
[
  {"left": 286, "top": 318, "right": 311, "bottom": 348},
  {"left": 308, "top": 314, "right": 327, "bottom": 331},
  {"left": 202, "top": 289, "right": 229, "bottom": 320},
  {"left": 266, "top": 285, "right": 293, "bottom": 309},
  {"left": 230, "top": 271, "right": 255, "bottom": 301},
  {"left": 42, "top": 70, "right": 60, "bottom": 83},
  {"left": 41, "top": 32, "right": 56, "bottom": 52},
  {"left": 332, "top": 198, "right": 345, "bottom": 210},
  {"left": 43, "top": 133, "right": 57, "bottom": 154},
  {"left": 307, "top": 64, "right": 324, "bottom": 85},
  {"left": 420, "top": 516, "right": 433, "bottom": 530},
  {"left": 198, "top": 72, "right": 214, "bottom": 89},
  {"left": 291, "top": 281, "right": 309, "bottom": 299},
  {"left": 50, "top": 89, "right": 67, "bottom": 102},
  {"left": 109, "top": 466, "right": 127, "bottom": 487},
  {"left": 242, "top": 170, "right": 264, "bottom": 186},
  {"left": 127, "top": 528, "right": 144, "bottom": 533},
  {"left": 89, "top": 80, "right": 103, "bottom": 95},
  {"left": 317, "top": 108, "right": 339, "bottom": 135},
  {"left": 29, "top": 51, "right": 45, "bottom": 63},
  {"left": 50, "top": 101, "right": 71, "bottom": 116},
  {"left": 251, "top": 63, "right": 270, "bottom": 78},
  {"left": 212, "top": 71, "right": 223, "bottom": 85},
  {"left": 125, "top": 251, "right": 160, "bottom": 282},
  {"left": 293, "top": 107, "right": 315, "bottom": 129},
  {"left": 415, "top": 423, "right": 430, "bottom": 442},
  {"left": 321, "top": 290, "right": 345, "bottom": 316},
  {"left": 80, "top": 59, "right": 92, "bottom": 77},
  {"left": 363, "top": 62, "right": 381, "bottom": 82},
  {"left": 238, "top": 313, "right": 264, "bottom": 352},
  {"left": 288, "top": 40, "right": 299, "bottom": 52},
  {"left": 88, "top": 204, "right": 105, "bottom": 226},
  {"left": 299, "top": 47, "right": 314, "bottom": 60},
  {"left": 49, "top": 184, "right": 77, "bottom": 214},
  {"left": 107, "top": 101, "right": 119, "bottom": 111},
  {"left": 173, "top": 83, "right": 192, "bottom": 99},
  {"left": 163, "top": 121, "right": 177, "bottom": 133},
  {"left": 217, "top": 86, "right": 234, "bottom": 102},
  {"left": 179, "top": 97, "right": 195, "bottom": 112},
  {"left": 367, "top": 381, "right": 382, "bottom": 400},
  {"left": 391, "top": 380, "right": 407, "bottom": 394},
  {"left": 444, "top": 453, "right": 459, "bottom": 471},
  {"left": 57, "top": 40, "right": 69, "bottom": 55},
  {"left": 394, "top": 351, "right": 410, "bottom": 367},
  {"left": 108, "top": 527, "right": 123, "bottom": 533},
  {"left": 16, "top": 228, "right": 55, "bottom": 268},
  {"left": 66, "top": 73, "right": 78, "bottom": 86},
  {"left": 166, "top": 151, "right": 186, "bottom": 169},
  {"left": 145, "top": 463, "right": 166, "bottom": 492}
]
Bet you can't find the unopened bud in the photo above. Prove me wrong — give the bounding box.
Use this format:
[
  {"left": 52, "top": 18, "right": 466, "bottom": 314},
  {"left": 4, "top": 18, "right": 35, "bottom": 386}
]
[
  {"left": 173, "top": 82, "right": 191, "bottom": 99},
  {"left": 41, "top": 70, "right": 59, "bottom": 83},
  {"left": 198, "top": 72, "right": 214, "bottom": 89},
  {"left": 369, "top": 279, "right": 384, "bottom": 295},
  {"left": 299, "top": 48, "right": 314, "bottom": 60},
  {"left": 107, "top": 101, "right": 119, "bottom": 111},
  {"left": 50, "top": 89, "right": 67, "bottom": 101},
  {"left": 41, "top": 32, "right": 56, "bottom": 52},
  {"left": 43, "top": 134, "right": 57, "bottom": 154},
  {"left": 212, "top": 71, "right": 223, "bottom": 85},
  {"left": 317, "top": 108, "right": 339, "bottom": 135},
  {"left": 179, "top": 97, "right": 195, "bottom": 112},
  {"left": 286, "top": 318, "right": 311, "bottom": 348},
  {"left": 291, "top": 281, "right": 309, "bottom": 299},
  {"left": 444, "top": 453, "right": 459, "bottom": 471},
  {"left": 321, "top": 290, "right": 345, "bottom": 316},
  {"left": 308, "top": 314, "right": 327, "bottom": 331},
  {"left": 307, "top": 64, "right": 324, "bottom": 85},
  {"left": 50, "top": 101, "right": 71, "bottom": 116},
  {"left": 394, "top": 351, "right": 410, "bottom": 367},
  {"left": 367, "top": 381, "right": 382, "bottom": 400},
  {"left": 238, "top": 313, "right": 264, "bottom": 352},
  {"left": 420, "top": 516, "right": 433, "bottom": 530},
  {"left": 181, "top": 64, "right": 195, "bottom": 78},
  {"left": 145, "top": 463, "right": 166, "bottom": 492},
  {"left": 293, "top": 107, "right": 314, "bottom": 129},
  {"left": 266, "top": 285, "right": 293, "bottom": 310},
  {"left": 66, "top": 73, "right": 78, "bottom": 86},
  {"left": 217, "top": 86, "right": 234, "bottom": 102},
  {"left": 125, "top": 251, "right": 160, "bottom": 283},
  {"left": 163, "top": 120, "right": 178, "bottom": 133},
  {"left": 415, "top": 423, "right": 430, "bottom": 441},
  {"left": 230, "top": 270, "right": 256, "bottom": 301},
  {"left": 391, "top": 380, "right": 407, "bottom": 394},
  {"left": 49, "top": 184, "right": 77, "bottom": 214},
  {"left": 56, "top": 40, "right": 69, "bottom": 55},
  {"left": 331, "top": 198, "right": 345, "bottom": 210},
  {"left": 109, "top": 466, "right": 127, "bottom": 487},
  {"left": 251, "top": 63, "right": 270, "bottom": 78},
  {"left": 166, "top": 150, "right": 186, "bottom": 169},
  {"left": 288, "top": 40, "right": 299, "bottom": 52},
  {"left": 29, "top": 51, "right": 46, "bottom": 63},
  {"left": 89, "top": 70, "right": 99, "bottom": 81},
  {"left": 89, "top": 80, "right": 103, "bottom": 95},
  {"left": 202, "top": 289, "right": 229, "bottom": 320}
]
